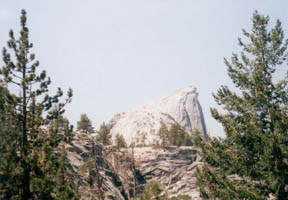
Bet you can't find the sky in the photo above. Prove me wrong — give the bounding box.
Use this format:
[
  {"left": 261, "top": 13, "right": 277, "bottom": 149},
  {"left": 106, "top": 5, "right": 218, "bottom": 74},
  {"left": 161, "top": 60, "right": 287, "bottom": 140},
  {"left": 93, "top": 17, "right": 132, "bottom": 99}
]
[{"left": 1, "top": 0, "right": 288, "bottom": 137}]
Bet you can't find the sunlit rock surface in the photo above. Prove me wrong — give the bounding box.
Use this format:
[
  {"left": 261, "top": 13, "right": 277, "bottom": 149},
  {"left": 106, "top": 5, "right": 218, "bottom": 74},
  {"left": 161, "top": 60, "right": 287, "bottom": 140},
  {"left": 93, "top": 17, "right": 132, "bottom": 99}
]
[
  {"left": 133, "top": 146, "right": 203, "bottom": 199},
  {"left": 66, "top": 134, "right": 203, "bottom": 199},
  {"left": 108, "top": 86, "right": 207, "bottom": 145}
]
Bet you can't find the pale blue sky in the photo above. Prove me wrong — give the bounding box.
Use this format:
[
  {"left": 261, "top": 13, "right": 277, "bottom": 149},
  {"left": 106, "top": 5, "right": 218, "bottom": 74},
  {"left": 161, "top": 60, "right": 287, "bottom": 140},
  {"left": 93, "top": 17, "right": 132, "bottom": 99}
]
[{"left": 1, "top": 1, "right": 288, "bottom": 137}]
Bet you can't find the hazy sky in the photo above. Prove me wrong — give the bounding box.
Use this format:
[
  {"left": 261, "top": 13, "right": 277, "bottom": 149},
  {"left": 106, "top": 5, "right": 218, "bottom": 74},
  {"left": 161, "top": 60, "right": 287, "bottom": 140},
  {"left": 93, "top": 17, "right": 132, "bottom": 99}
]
[{"left": 1, "top": 1, "right": 288, "bottom": 137}]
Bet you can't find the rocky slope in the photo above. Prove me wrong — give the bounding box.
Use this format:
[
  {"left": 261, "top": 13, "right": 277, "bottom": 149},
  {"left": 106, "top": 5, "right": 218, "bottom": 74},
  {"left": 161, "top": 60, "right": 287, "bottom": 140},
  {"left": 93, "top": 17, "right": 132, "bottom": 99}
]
[
  {"left": 133, "top": 146, "right": 203, "bottom": 199},
  {"left": 65, "top": 133, "right": 203, "bottom": 199},
  {"left": 63, "top": 134, "right": 127, "bottom": 200},
  {"left": 108, "top": 86, "right": 207, "bottom": 146}
]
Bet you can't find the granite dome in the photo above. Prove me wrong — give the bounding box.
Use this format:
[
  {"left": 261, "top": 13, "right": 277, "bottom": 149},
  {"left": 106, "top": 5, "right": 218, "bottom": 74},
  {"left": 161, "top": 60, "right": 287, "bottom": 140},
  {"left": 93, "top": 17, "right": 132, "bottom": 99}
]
[{"left": 108, "top": 86, "right": 207, "bottom": 145}]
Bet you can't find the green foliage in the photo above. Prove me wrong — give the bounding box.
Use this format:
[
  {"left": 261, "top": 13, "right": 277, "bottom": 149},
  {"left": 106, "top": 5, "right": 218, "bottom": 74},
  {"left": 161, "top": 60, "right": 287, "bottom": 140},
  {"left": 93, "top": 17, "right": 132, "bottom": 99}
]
[
  {"left": 0, "top": 10, "right": 77, "bottom": 199},
  {"left": 136, "top": 181, "right": 191, "bottom": 200},
  {"left": 96, "top": 122, "right": 111, "bottom": 146},
  {"left": 54, "top": 115, "right": 70, "bottom": 131},
  {"left": 136, "top": 181, "right": 169, "bottom": 200},
  {"left": 140, "top": 132, "right": 147, "bottom": 147},
  {"left": 135, "top": 131, "right": 148, "bottom": 147},
  {"left": 57, "top": 143, "right": 80, "bottom": 200},
  {"left": 57, "top": 185, "right": 80, "bottom": 200},
  {"left": 157, "top": 122, "right": 169, "bottom": 150},
  {"left": 196, "top": 11, "right": 288, "bottom": 199},
  {"left": 183, "top": 132, "right": 194, "bottom": 146},
  {"left": 170, "top": 194, "right": 191, "bottom": 200},
  {"left": 168, "top": 124, "right": 193, "bottom": 147},
  {"left": 77, "top": 113, "right": 95, "bottom": 135},
  {"left": 115, "top": 133, "right": 127, "bottom": 150},
  {"left": 0, "top": 85, "right": 22, "bottom": 199}
]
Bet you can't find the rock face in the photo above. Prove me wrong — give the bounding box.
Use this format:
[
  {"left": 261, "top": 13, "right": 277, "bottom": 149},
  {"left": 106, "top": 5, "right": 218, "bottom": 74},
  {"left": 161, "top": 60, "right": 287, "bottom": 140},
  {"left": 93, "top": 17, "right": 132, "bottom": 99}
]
[
  {"left": 133, "top": 146, "right": 203, "bottom": 199},
  {"left": 108, "top": 86, "right": 207, "bottom": 145},
  {"left": 66, "top": 133, "right": 203, "bottom": 199},
  {"left": 64, "top": 134, "right": 127, "bottom": 200}
]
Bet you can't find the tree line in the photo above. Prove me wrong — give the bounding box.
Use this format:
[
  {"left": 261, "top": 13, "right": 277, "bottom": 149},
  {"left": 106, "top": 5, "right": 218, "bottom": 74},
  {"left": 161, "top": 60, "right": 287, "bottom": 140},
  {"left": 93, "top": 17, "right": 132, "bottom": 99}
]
[{"left": 76, "top": 113, "right": 197, "bottom": 150}]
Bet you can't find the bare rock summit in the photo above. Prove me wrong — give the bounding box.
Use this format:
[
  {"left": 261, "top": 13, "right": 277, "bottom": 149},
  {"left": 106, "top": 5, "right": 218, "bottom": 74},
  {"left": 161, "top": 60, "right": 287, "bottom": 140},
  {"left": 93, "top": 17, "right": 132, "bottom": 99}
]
[{"left": 109, "top": 86, "right": 207, "bottom": 145}]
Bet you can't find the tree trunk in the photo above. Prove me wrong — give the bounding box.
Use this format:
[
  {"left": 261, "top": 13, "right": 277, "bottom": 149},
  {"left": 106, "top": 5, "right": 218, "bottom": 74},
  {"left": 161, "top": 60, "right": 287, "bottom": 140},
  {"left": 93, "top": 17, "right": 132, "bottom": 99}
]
[{"left": 22, "top": 59, "right": 30, "bottom": 200}]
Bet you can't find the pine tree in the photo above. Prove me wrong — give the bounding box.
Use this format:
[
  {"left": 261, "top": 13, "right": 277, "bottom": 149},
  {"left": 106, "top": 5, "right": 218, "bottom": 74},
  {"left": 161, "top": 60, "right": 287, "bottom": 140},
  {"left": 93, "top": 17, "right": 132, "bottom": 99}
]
[
  {"left": 168, "top": 123, "right": 190, "bottom": 147},
  {"left": 53, "top": 115, "right": 70, "bottom": 131},
  {"left": 56, "top": 117, "right": 80, "bottom": 200},
  {"left": 183, "top": 133, "right": 193, "bottom": 146},
  {"left": 196, "top": 11, "right": 288, "bottom": 199},
  {"left": 96, "top": 122, "right": 111, "bottom": 145},
  {"left": 140, "top": 132, "right": 147, "bottom": 147},
  {"left": 0, "top": 10, "right": 77, "bottom": 199},
  {"left": 77, "top": 113, "right": 95, "bottom": 134},
  {"left": 0, "top": 84, "right": 21, "bottom": 199},
  {"left": 115, "top": 133, "right": 127, "bottom": 150},
  {"left": 157, "top": 122, "right": 169, "bottom": 151},
  {"left": 77, "top": 113, "right": 95, "bottom": 135},
  {"left": 57, "top": 144, "right": 80, "bottom": 200}
]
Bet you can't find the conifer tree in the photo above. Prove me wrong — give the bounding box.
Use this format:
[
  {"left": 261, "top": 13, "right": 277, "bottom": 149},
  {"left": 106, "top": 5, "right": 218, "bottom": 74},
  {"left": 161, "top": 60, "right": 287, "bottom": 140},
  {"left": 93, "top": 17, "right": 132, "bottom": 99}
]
[
  {"left": 0, "top": 84, "right": 21, "bottom": 199},
  {"left": 168, "top": 124, "right": 181, "bottom": 146},
  {"left": 0, "top": 10, "right": 77, "bottom": 199},
  {"left": 56, "top": 117, "right": 80, "bottom": 200},
  {"left": 77, "top": 113, "right": 95, "bottom": 134},
  {"left": 157, "top": 122, "right": 169, "bottom": 150},
  {"left": 57, "top": 144, "right": 80, "bottom": 200},
  {"left": 115, "top": 133, "right": 127, "bottom": 150},
  {"left": 168, "top": 123, "right": 191, "bottom": 146},
  {"left": 196, "top": 11, "right": 288, "bottom": 199},
  {"left": 53, "top": 115, "right": 70, "bottom": 131},
  {"left": 96, "top": 122, "right": 111, "bottom": 145}
]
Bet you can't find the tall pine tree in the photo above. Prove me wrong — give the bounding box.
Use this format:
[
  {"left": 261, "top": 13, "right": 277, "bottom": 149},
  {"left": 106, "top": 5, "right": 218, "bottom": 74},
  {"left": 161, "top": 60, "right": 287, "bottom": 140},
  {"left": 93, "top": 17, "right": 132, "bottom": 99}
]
[
  {"left": 0, "top": 10, "right": 78, "bottom": 199},
  {"left": 96, "top": 122, "right": 111, "bottom": 146},
  {"left": 157, "top": 122, "right": 169, "bottom": 151},
  {"left": 115, "top": 133, "right": 127, "bottom": 150},
  {"left": 168, "top": 123, "right": 192, "bottom": 147},
  {"left": 196, "top": 11, "right": 288, "bottom": 199},
  {"left": 77, "top": 113, "right": 95, "bottom": 135}
]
